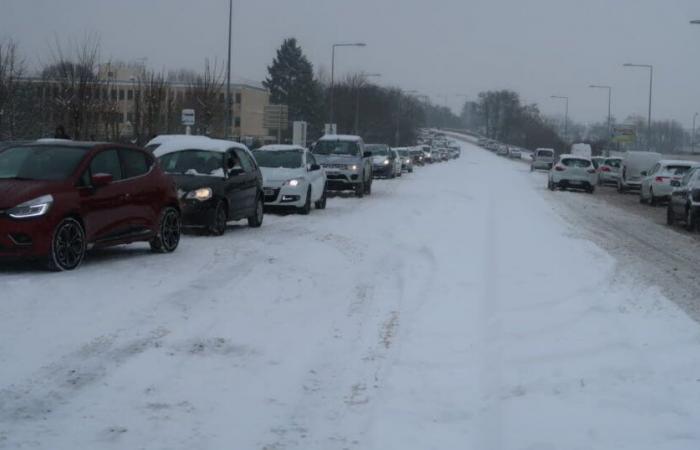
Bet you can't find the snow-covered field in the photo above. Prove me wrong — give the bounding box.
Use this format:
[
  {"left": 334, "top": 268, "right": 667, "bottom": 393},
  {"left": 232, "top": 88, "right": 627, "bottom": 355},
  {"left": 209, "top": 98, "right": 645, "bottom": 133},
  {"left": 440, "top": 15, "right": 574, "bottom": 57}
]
[{"left": 2, "top": 140, "right": 700, "bottom": 449}]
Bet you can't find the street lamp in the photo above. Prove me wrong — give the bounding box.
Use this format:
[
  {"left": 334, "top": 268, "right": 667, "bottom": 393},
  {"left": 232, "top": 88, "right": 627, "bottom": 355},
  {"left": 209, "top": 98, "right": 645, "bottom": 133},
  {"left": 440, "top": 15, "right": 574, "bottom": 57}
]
[
  {"left": 550, "top": 95, "right": 569, "bottom": 141},
  {"left": 354, "top": 72, "right": 381, "bottom": 135},
  {"left": 623, "top": 63, "right": 653, "bottom": 150},
  {"left": 589, "top": 85, "right": 612, "bottom": 140},
  {"left": 225, "top": 0, "right": 233, "bottom": 139},
  {"left": 693, "top": 112, "right": 699, "bottom": 152},
  {"left": 330, "top": 42, "right": 367, "bottom": 127}
]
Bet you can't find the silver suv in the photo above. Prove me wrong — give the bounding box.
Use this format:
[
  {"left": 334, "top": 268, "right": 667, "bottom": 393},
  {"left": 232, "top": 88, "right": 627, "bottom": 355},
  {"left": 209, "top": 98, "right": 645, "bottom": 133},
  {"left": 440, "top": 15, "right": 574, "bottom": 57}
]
[{"left": 312, "top": 135, "right": 373, "bottom": 198}]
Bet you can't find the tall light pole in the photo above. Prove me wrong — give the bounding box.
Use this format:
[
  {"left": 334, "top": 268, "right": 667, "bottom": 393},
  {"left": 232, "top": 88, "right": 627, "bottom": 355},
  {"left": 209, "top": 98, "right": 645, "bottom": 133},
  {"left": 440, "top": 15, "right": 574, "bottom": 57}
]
[
  {"left": 550, "top": 95, "right": 569, "bottom": 142},
  {"left": 354, "top": 72, "right": 381, "bottom": 135},
  {"left": 225, "top": 0, "right": 233, "bottom": 139},
  {"left": 330, "top": 42, "right": 366, "bottom": 128},
  {"left": 589, "top": 85, "right": 612, "bottom": 140},
  {"left": 623, "top": 63, "right": 653, "bottom": 150},
  {"left": 693, "top": 112, "right": 699, "bottom": 152}
]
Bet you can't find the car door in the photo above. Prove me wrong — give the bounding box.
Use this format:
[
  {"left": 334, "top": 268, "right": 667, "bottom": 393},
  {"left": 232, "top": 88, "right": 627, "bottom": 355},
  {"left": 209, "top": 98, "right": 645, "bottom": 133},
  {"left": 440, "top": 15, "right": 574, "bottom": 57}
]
[
  {"left": 223, "top": 149, "right": 247, "bottom": 219},
  {"left": 78, "top": 148, "right": 129, "bottom": 242},
  {"left": 306, "top": 151, "right": 324, "bottom": 201},
  {"left": 118, "top": 148, "right": 156, "bottom": 231},
  {"left": 671, "top": 170, "right": 693, "bottom": 217},
  {"left": 234, "top": 148, "right": 258, "bottom": 216}
]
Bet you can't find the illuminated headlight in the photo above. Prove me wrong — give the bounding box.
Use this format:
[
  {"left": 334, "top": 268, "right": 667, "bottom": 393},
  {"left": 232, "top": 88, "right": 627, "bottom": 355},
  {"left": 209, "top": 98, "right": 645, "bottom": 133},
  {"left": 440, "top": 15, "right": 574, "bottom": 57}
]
[
  {"left": 8, "top": 194, "right": 54, "bottom": 219},
  {"left": 186, "top": 187, "right": 213, "bottom": 201},
  {"left": 348, "top": 165, "right": 358, "bottom": 171},
  {"left": 383, "top": 159, "right": 390, "bottom": 165},
  {"left": 284, "top": 179, "right": 301, "bottom": 187},
  {"left": 405, "top": 158, "right": 411, "bottom": 163}
]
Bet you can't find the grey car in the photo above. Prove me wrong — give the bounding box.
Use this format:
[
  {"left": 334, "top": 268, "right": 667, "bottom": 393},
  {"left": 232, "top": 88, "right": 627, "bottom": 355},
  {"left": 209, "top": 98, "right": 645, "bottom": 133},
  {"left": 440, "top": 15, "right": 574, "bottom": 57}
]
[
  {"left": 530, "top": 148, "right": 555, "bottom": 171},
  {"left": 313, "top": 134, "right": 373, "bottom": 198}
]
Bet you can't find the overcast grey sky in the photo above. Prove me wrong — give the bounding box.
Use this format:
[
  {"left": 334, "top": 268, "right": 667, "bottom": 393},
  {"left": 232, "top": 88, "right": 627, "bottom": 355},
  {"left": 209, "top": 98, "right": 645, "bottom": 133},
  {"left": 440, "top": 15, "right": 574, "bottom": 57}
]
[{"left": 4, "top": 0, "right": 700, "bottom": 126}]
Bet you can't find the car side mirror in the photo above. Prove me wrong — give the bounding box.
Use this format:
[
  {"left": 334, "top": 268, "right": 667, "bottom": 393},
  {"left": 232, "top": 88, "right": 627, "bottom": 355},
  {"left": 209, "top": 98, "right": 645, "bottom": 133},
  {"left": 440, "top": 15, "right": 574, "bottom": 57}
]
[
  {"left": 641, "top": 171, "right": 647, "bottom": 176},
  {"left": 363, "top": 151, "right": 372, "bottom": 158},
  {"left": 91, "top": 173, "right": 113, "bottom": 187},
  {"left": 309, "top": 163, "right": 321, "bottom": 171},
  {"left": 671, "top": 180, "right": 681, "bottom": 187}
]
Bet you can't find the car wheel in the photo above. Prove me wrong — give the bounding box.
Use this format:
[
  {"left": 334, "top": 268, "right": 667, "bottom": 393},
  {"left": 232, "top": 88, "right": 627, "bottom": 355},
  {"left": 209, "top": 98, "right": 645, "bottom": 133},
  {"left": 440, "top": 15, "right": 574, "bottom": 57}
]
[
  {"left": 47, "top": 217, "right": 86, "bottom": 271},
  {"left": 209, "top": 200, "right": 228, "bottom": 236},
  {"left": 355, "top": 180, "right": 365, "bottom": 198},
  {"left": 617, "top": 182, "right": 625, "bottom": 194},
  {"left": 315, "top": 184, "right": 327, "bottom": 210},
  {"left": 649, "top": 189, "right": 658, "bottom": 206},
  {"left": 299, "top": 188, "right": 312, "bottom": 215},
  {"left": 150, "top": 207, "right": 181, "bottom": 253},
  {"left": 588, "top": 186, "right": 595, "bottom": 194},
  {"left": 639, "top": 193, "right": 647, "bottom": 204},
  {"left": 247, "top": 195, "right": 264, "bottom": 228},
  {"left": 530, "top": 165, "right": 534, "bottom": 172},
  {"left": 685, "top": 206, "right": 696, "bottom": 232},
  {"left": 409, "top": 168, "right": 413, "bottom": 173},
  {"left": 547, "top": 179, "right": 555, "bottom": 191},
  {"left": 364, "top": 178, "right": 372, "bottom": 195},
  {"left": 667, "top": 205, "right": 675, "bottom": 226}
]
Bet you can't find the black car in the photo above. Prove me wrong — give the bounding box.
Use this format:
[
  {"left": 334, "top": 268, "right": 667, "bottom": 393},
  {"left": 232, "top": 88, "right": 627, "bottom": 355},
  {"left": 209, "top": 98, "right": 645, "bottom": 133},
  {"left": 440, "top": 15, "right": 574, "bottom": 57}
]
[
  {"left": 667, "top": 167, "right": 700, "bottom": 232},
  {"left": 366, "top": 144, "right": 398, "bottom": 178},
  {"left": 156, "top": 139, "right": 264, "bottom": 235}
]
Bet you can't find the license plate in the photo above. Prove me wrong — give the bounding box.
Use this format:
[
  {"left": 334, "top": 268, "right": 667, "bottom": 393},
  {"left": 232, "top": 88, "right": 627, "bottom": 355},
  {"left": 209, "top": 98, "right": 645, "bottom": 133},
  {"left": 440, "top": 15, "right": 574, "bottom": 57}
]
[{"left": 569, "top": 180, "right": 582, "bottom": 185}]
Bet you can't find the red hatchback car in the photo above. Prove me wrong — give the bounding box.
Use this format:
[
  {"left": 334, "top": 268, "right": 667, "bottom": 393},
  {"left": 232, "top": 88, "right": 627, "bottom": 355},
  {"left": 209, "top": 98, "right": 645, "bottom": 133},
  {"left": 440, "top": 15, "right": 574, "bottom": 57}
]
[{"left": 0, "top": 140, "right": 182, "bottom": 271}]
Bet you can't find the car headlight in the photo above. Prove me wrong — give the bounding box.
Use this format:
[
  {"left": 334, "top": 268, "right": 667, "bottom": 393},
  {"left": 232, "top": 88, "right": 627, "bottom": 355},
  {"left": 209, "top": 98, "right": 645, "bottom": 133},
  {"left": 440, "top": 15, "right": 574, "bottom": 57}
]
[
  {"left": 348, "top": 165, "right": 358, "bottom": 171},
  {"left": 284, "top": 179, "right": 301, "bottom": 187},
  {"left": 383, "top": 159, "right": 390, "bottom": 165},
  {"left": 8, "top": 194, "right": 54, "bottom": 219},
  {"left": 186, "top": 187, "right": 213, "bottom": 201}
]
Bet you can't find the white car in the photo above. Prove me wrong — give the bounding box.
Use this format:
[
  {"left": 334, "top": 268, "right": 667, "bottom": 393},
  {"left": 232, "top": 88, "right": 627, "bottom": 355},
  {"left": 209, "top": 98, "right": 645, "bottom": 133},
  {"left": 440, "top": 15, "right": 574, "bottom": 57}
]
[
  {"left": 252, "top": 145, "right": 327, "bottom": 214},
  {"left": 597, "top": 157, "right": 623, "bottom": 186},
  {"left": 509, "top": 147, "right": 522, "bottom": 159},
  {"left": 496, "top": 145, "right": 509, "bottom": 156},
  {"left": 548, "top": 154, "right": 597, "bottom": 193},
  {"left": 640, "top": 160, "right": 699, "bottom": 205},
  {"left": 531, "top": 148, "right": 555, "bottom": 171}
]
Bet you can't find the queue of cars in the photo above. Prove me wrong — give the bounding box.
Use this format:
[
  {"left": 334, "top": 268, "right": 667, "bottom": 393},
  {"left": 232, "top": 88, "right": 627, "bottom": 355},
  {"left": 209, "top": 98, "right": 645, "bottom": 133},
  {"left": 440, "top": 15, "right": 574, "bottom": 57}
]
[
  {"left": 0, "top": 131, "right": 459, "bottom": 271},
  {"left": 477, "top": 137, "right": 700, "bottom": 233}
]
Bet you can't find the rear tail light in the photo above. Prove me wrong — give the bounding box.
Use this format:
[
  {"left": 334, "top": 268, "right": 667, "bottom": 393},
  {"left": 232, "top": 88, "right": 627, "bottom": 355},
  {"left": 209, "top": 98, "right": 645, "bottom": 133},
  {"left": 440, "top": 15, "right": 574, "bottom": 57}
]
[
  {"left": 600, "top": 166, "right": 611, "bottom": 172},
  {"left": 555, "top": 166, "right": 565, "bottom": 172},
  {"left": 587, "top": 168, "right": 596, "bottom": 174},
  {"left": 655, "top": 176, "right": 669, "bottom": 183}
]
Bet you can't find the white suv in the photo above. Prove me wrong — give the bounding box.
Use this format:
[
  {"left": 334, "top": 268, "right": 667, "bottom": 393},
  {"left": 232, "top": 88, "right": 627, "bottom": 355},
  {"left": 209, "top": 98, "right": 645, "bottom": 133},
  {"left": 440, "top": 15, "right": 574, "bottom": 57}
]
[{"left": 548, "top": 155, "right": 597, "bottom": 193}]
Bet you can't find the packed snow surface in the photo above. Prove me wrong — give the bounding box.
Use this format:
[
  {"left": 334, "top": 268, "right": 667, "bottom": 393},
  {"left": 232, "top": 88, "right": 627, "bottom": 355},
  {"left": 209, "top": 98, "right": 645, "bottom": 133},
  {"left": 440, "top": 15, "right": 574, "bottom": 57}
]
[{"left": 2, "top": 140, "right": 700, "bottom": 449}]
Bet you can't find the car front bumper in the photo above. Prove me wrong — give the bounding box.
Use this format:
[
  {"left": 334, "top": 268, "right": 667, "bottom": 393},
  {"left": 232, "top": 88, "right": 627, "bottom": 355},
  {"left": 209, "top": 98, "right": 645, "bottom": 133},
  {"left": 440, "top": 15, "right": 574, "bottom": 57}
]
[
  {"left": 263, "top": 184, "right": 306, "bottom": 207},
  {"left": 179, "top": 198, "right": 217, "bottom": 228},
  {"left": 0, "top": 213, "right": 55, "bottom": 258},
  {"left": 372, "top": 165, "right": 393, "bottom": 177},
  {"left": 323, "top": 169, "right": 362, "bottom": 191}
]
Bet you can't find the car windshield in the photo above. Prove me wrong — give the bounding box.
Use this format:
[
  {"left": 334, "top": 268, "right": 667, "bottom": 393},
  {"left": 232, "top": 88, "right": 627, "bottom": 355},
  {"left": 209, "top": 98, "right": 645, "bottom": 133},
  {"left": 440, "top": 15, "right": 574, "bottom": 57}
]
[
  {"left": 366, "top": 145, "right": 389, "bottom": 156},
  {"left": 561, "top": 158, "right": 591, "bottom": 168},
  {"left": 252, "top": 150, "right": 303, "bottom": 168},
  {"left": 605, "top": 159, "right": 622, "bottom": 168},
  {"left": 537, "top": 151, "right": 554, "bottom": 157},
  {"left": 314, "top": 140, "right": 359, "bottom": 156},
  {"left": 158, "top": 150, "right": 224, "bottom": 177},
  {"left": 0, "top": 145, "right": 87, "bottom": 181}
]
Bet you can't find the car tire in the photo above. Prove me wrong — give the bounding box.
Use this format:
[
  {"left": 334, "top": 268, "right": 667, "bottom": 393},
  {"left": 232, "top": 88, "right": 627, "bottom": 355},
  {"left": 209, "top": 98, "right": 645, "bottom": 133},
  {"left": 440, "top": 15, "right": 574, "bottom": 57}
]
[
  {"left": 299, "top": 188, "right": 312, "bottom": 215},
  {"left": 547, "top": 179, "right": 555, "bottom": 191},
  {"left": 247, "top": 195, "right": 264, "bottom": 228},
  {"left": 209, "top": 200, "right": 228, "bottom": 236},
  {"left": 409, "top": 168, "right": 413, "bottom": 173},
  {"left": 639, "top": 193, "right": 647, "bottom": 204},
  {"left": 365, "top": 178, "right": 372, "bottom": 195},
  {"left": 150, "top": 207, "right": 181, "bottom": 254},
  {"left": 617, "top": 182, "right": 625, "bottom": 194},
  {"left": 649, "top": 189, "right": 658, "bottom": 206},
  {"left": 315, "top": 184, "right": 327, "bottom": 210},
  {"left": 530, "top": 165, "right": 534, "bottom": 172},
  {"left": 355, "top": 180, "right": 365, "bottom": 198},
  {"left": 667, "top": 205, "right": 675, "bottom": 226},
  {"left": 588, "top": 186, "right": 595, "bottom": 194},
  {"left": 47, "top": 217, "right": 87, "bottom": 271}
]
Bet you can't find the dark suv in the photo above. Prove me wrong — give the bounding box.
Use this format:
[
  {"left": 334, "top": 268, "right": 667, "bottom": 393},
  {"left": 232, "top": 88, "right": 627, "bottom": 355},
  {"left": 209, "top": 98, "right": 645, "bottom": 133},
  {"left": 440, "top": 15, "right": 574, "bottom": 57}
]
[{"left": 0, "top": 141, "right": 181, "bottom": 271}]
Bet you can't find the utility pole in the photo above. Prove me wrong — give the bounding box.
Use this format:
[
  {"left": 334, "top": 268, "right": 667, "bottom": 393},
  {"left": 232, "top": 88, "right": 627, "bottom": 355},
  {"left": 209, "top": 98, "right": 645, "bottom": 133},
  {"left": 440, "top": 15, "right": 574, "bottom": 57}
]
[
  {"left": 623, "top": 63, "right": 653, "bottom": 150},
  {"left": 225, "top": 0, "right": 233, "bottom": 139},
  {"left": 329, "top": 42, "right": 366, "bottom": 127}
]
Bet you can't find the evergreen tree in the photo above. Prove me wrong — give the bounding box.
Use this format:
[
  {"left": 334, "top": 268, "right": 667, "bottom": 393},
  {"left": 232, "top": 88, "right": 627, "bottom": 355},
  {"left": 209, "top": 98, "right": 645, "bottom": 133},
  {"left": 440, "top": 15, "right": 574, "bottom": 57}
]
[{"left": 263, "top": 38, "right": 321, "bottom": 132}]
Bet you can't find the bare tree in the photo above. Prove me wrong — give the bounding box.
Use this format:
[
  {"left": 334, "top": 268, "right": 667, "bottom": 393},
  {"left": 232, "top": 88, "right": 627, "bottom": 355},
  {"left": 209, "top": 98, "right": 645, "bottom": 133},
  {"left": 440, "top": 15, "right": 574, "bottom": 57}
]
[
  {"left": 185, "top": 59, "right": 225, "bottom": 136},
  {"left": 0, "top": 38, "right": 25, "bottom": 139},
  {"left": 133, "top": 70, "right": 167, "bottom": 144}
]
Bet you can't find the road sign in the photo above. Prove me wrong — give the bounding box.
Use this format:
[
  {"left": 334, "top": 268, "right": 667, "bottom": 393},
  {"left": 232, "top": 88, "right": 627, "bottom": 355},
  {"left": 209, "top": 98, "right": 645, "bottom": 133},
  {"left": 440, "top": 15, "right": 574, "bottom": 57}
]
[
  {"left": 612, "top": 125, "right": 635, "bottom": 143},
  {"left": 324, "top": 123, "right": 337, "bottom": 135},
  {"left": 263, "top": 105, "right": 289, "bottom": 130},
  {"left": 181, "top": 109, "right": 195, "bottom": 126}
]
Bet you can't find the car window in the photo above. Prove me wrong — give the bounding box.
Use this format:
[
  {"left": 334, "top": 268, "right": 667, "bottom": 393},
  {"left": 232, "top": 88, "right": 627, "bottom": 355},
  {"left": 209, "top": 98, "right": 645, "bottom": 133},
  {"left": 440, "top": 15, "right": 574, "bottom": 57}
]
[
  {"left": 159, "top": 150, "right": 225, "bottom": 177},
  {"left": 606, "top": 159, "right": 621, "bottom": 168},
  {"left": 649, "top": 163, "right": 660, "bottom": 175},
  {"left": 662, "top": 165, "right": 693, "bottom": 176},
  {"left": 0, "top": 145, "right": 87, "bottom": 181},
  {"left": 307, "top": 152, "right": 317, "bottom": 166},
  {"left": 561, "top": 158, "right": 591, "bottom": 168},
  {"left": 120, "top": 149, "right": 150, "bottom": 179},
  {"left": 235, "top": 149, "right": 255, "bottom": 173},
  {"left": 91, "top": 149, "right": 123, "bottom": 181},
  {"left": 314, "top": 140, "right": 360, "bottom": 156}
]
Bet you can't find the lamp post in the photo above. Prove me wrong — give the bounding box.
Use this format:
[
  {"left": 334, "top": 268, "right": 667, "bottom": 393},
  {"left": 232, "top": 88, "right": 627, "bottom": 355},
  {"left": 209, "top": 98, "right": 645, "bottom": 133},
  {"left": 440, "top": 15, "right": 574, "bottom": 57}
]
[
  {"left": 550, "top": 95, "right": 569, "bottom": 141},
  {"left": 330, "top": 42, "right": 366, "bottom": 127},
  {"left": 354, "top": 72, "right": 381, "bottom": 135},
  {"left": 589, "top": 85, "right": 612, "bottom": 140},
  {"left": 224, "top": 0, "right": 233, "bottom": 139},
  {"left": 623, "top": 63, "right": 653, "bottom": 150},
  {"left": 693, "top": 112, "right": 699, "bottom": 152}
]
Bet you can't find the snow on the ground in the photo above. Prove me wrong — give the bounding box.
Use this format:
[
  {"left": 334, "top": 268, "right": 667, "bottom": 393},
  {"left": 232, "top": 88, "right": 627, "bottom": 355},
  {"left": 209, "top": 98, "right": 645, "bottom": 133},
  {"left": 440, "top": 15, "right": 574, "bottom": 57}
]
[{"left": 2, "top": 141, "right": 700, "bottom": 450}]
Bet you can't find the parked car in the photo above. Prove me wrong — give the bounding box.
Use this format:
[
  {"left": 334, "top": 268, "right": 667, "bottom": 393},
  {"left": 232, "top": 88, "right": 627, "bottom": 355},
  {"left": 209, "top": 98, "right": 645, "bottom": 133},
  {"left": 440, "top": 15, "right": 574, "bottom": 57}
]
[
  {"left": 496, "top": 145, "right": 509, "bottom": 157},
  {"left": 591, "top": 156, "right": 606, "bottom": 170},
  {"left": 667, "top": 167, "right": 700, "bottom": 231},
  {"left": 618, "top": 151, "right": 662, "bottom": 193},
  {"left": 509, "top": 147, "right": 522, "bottom": 159},
  {"left": 548, "top": 154, "right": 597, "bottom": 193},
  {"left": 421, "top": 145, "right": 434, "bottom": 163},
  {"left": 144, "top": 134, "right": 203, "bottom": 153},
  {"left": 640, "top": 160, "right": 698, "bottom": 205},
  {"left": 411, "top": 147, "right": 425, "bottom": 166},
  {"left": 367, "top": 144, "right": 399, "bottom": 178},
  {"left": 252, "top": 145, "right": 327, "bottom": 214},
  {"left": 395, "top": 148, "right": 414, "bottom": 173},
  {"left": 154, "top": 138, "right": 264, "bottom": 235},
  {"left": 313, "top": 135, "right": 372, "bottom": 197},
  {"left": 597, "top": 157, "right": 623, "bottom": 186},
  {"left": 530, "top": 148, "right": 555, "bottom": 171},
  {"left": 0, "top": 141, "right": 181, "bottom": 270}
]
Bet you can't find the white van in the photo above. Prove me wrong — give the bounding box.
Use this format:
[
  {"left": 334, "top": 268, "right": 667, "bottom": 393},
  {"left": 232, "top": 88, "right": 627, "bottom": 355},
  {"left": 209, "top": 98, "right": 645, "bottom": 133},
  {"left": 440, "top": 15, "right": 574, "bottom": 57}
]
[
  {"left": 617, "top": 151, "right": 662, "bottom": 193},
  {"left": 571, "top": 143, "right": 592, "bottom": 158}
]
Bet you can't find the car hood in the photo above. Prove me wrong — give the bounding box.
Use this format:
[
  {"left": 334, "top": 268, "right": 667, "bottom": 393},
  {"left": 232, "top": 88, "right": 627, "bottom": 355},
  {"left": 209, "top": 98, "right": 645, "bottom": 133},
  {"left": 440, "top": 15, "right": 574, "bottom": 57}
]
[
  {"left": 372, "top": 155, "right": 390, "bottom": 164},
  {"left": 169, "top": 174, "right": 225, "bottom": 195},
  {"left": 260, "top": 167, "right": 305, "bottom": 184},
  {"left": 314, "top": 154, "right": 360, "bottom": 165},
  {"left": 0, "top": 179, "right": 66, "bottom": 209}
]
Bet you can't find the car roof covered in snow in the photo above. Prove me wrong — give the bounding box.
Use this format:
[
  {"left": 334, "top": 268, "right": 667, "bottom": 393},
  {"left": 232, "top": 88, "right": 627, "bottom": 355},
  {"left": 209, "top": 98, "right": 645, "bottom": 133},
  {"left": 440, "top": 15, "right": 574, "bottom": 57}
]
[
  {"left": 559, "top": 154, "right": 591, "bottom": 160},
  {"left": 153, "top": 137, "right": 249, "bottom": 157},
  {"left": 657, "top": 160, "right": 700, "bottom": 167},
  {"left": 256, "top": 144, "right": 306, "bottom": 152},
  {"left": 318, "top": 134, "right": 363, "bottom": 142}
]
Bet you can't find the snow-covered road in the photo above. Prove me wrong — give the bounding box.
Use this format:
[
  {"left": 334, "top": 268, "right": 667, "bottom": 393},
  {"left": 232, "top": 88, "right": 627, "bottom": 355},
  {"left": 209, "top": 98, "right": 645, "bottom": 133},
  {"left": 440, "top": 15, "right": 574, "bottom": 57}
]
[{"left": 2, "top": 140, "right": 700, "bottom": 450}]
